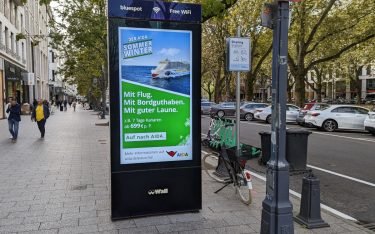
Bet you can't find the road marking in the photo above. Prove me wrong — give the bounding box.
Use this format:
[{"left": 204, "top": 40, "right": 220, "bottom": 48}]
[
  {"left": 202, "top": 123, "right": 375, "bottom": 186},
  {"left": 310, "top": 131, "right": 375, "bottom": 143},
  {"left": 307, "top": 164, "right": 375, "bottom": 187},
  {"left": 201, "top": 150, "right": 358, "bottom": 221},
  {"left": 239, "top": 120, "right": 375, "bottom": 142}
]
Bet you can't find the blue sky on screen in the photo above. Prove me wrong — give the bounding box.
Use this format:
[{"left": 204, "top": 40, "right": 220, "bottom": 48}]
[{"left": 119, "top": 28, "right": 191, "bottom": 66}]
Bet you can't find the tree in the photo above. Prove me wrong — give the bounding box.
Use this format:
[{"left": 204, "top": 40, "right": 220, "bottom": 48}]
[
  {"left": 201, "top": 0, "right": 273, "bottom": 102},
  {"left": 288, "top": 0, "right": 375, "bottom": 106},
  {"left": 226, "top": 0, "right": 272, "bottom": 101},
  {"left": 335, "top": 41, "right": 375, "bottom": 103},
  {"left": 51, "top": 0, "right": 107, "bottom": 109}
]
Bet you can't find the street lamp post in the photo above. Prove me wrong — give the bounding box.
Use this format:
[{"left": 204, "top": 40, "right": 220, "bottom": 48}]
[{"left": 260, "top": 1, "right": 294, "bottom": 233}]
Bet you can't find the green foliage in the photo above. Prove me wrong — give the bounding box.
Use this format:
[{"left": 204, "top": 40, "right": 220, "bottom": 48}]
[
  {"left": 51, "top": 0, "right": 107, "bottom": 102},
  {"left": 202, "top": 0, "right": 272, "bottom": 102},
  {"left": 288, "top": 0, "right": 375, "bottom": 106}
]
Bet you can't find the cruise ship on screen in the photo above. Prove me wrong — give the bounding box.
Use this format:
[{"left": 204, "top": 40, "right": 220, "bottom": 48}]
[{"left": 151, "top": 59, "right": 190, "bottom": 79}]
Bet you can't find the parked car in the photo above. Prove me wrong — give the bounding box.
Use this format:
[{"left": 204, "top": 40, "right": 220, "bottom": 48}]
[
  {"left": 254, "top": 104, "right": 300, "bottom": 124},
  {"left": 240, "top": 103, "right": 269, "bottom": 121},
  {"left": 296, "top": 103, "right": 330, "bottom": 126},
  {"left": 201, "top": 102, "right": 214, "bottom": 115},
  {"left": 364, "top": 112, "right": 375, "bottom": 135},
  {"left": 364, "top": 93, "right": 375, "bottom": 104},
  {"left": 304, "top": 105, "right": 370, "bottom": 132},
  {"left": 210, "top": 102, "right": 236, "bottom": 118}
]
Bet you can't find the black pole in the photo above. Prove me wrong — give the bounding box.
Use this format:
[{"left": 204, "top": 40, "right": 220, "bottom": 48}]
[{"left": 261, "top": 1, "right": 293, "bottom": 234}]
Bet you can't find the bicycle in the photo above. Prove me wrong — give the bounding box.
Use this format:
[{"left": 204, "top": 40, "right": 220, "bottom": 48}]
[{"left": 203, "top": 145, "right": 254, "bottom": 205}]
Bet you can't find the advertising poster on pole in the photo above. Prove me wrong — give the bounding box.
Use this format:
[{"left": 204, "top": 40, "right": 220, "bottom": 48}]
[{"left": 119, "top": 27, "right": 192, "bottom": 164}]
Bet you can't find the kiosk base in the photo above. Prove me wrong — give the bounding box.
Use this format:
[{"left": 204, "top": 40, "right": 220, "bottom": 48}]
[{"left": 111, "top": 166, "right": 202, "bottom": 220}]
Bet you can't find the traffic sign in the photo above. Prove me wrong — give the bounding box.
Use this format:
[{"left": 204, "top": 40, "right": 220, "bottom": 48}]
[{"left": 227, "top": 37, "right": 251, "bottom": 72}]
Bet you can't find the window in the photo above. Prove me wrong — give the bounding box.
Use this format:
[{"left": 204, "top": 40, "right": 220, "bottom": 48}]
[
  {"left": 5, "top": 27, "right": 8, "bottom": 49},
  {"left": 10, "top": 32, "right": 14, "bottom": 52},
  {"left": 21, "top": 42, "right": 24, "bottom": 60},
  {"left": 15, "top": 37, "right": 18, "bottom": 55},
  {"left": 0, "top": 21, "right": 2, "bottom": 44},
  {"left": 331, "top": 107, "right": 355, "bottom": 113},
  {"left": 354, "top": 107, "right": 369, "bottom": 115},
  {"left": 367, "top": 79, "right": 375, "bottom": 89},
  {"left": 287, "top": 105, "right": 299, "bottom": 111},
  {"left": 20, "top": 13, "right": 23, "bottom": 30},
  {"left": 314, "top": 104, "right": 329, "bottom": 111}
]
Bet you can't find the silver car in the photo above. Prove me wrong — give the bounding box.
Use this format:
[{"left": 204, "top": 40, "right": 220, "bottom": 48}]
[
  {"left": 240, "top": 103, "right": 269, "bottom": 121},
  {"left": 305, "top": 105, "right": 370, "bottom": 132},
  {"left": 201, "top": 102, "right": 214, "bottom": 115}
]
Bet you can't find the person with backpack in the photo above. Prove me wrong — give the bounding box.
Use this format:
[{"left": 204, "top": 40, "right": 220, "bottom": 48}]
[
  {"left": 6, "top": 98, "right": 21, "bottom": 142},
  {"left": 31, "top": 99, "right": 50, "bottom": 139}
]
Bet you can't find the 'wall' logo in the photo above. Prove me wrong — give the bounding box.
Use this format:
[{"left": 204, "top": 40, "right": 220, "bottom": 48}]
[{"left": 148, "top": 188, "right": 168, "bottom": 195}]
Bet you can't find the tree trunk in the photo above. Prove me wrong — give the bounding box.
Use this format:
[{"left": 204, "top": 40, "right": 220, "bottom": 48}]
[
  {"left": 294, "top": 74, "right": 306, "bottom": 107},
  {"left": 245, "top": 73, "right": 255, "bottom": 101}
]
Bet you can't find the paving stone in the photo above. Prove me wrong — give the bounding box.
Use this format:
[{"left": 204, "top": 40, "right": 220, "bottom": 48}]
[
  {"left": 118, "top": 226, "right": 159, "bottom": 234},
  {"left": 0, "top": 217, "right": 24, "bottom": 226},
  {"left": 61, "top": 211, "right": 97, "bottom": 220},
  {"left": 19, "top": 229, "right": 59, "bottom": 234},
  {"left": 39, "top": 218, "right": 78, "bottom": 230},
  {"left": 23, "top": 214, "right": 62, "bottom": 224},
  {"left": 134, "top": 215, "right": 171, "bottom": 227},
  {"left": 0, "top": 223, "right": 40, "bottom": 232},
  {"left": 215, "top": 225, "right": 257, "bottom": 234},
  {"left": 58, "top": 224, "right": 99, "bottom": 234},
  {"left": 0, "top": 107, "right": 368, "bottom": 234},
  {"left": 156, "top": 220, "right": 228, "bottom": 233}
]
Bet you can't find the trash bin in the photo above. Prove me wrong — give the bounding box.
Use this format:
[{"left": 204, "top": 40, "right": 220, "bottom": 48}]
[
  {"left": 259, "top": 132, "right": 271, "bottom": 165},
  {"left": 286, "top": 129, "right": 311, "bottom": 171},
  {"left": 258, "top": 129, "right": 312, "bottom": 170}
]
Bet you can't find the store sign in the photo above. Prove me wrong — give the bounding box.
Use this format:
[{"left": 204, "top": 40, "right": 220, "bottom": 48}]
[
  {"left": 27, "top": 73, "right": 35, "bottom": 86},
  {"left": 119, "top": 27, "right": 192, "bottom": 164},
  {"left": 227, "top": 37, "right": 251, "bottom": 72}
]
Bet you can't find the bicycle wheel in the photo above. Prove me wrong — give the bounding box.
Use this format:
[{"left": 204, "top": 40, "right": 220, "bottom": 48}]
[
  {"left": 235, "top": 169, "right": 252, "bottom": 205},
  {"left": 203, "top": 154, "right": 227, "bottom": 183}
]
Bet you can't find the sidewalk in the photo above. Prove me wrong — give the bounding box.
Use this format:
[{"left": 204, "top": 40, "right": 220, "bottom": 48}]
[{"left": 0, "top": 107, "right": 371, "bottom": 233}]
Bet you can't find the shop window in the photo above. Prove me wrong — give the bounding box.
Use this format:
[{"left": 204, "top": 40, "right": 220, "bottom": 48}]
[{"left": 367, "top": 79, "right": 375, "bottom": 89}]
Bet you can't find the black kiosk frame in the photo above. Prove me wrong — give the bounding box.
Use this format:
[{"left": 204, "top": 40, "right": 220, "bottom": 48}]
[{"left": 108, "top": 0, "right": 202, "bottom": 219}]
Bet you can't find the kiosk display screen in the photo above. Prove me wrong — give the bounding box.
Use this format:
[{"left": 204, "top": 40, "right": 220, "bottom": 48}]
[{"left": 119, "top": 27, "right": 193, "bottom": 164}]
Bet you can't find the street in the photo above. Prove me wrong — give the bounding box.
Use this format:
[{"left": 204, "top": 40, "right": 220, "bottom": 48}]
[{"left": 201, "top": 116, "right": 375, "bottom": 225}]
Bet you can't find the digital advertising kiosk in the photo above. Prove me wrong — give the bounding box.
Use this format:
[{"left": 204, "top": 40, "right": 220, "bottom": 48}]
[{"left": 108, "top": 0, "right": 202, "bottom": 219}]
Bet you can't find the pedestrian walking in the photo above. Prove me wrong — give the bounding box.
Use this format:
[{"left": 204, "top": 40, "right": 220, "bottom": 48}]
[
  {"left": 32, "top": 99, "right": 38, "bottom": 111},
  {"left": 6, "top": 99, "right": 21, "bottom": 142},
  {"left": 72, "top": 100, "right": 77, "bottom": 112},
  {"left": 5, "top": 97, "right": 14, "bottom": 139},
  {"left": 63, "top": 100, "right": 68, "bottom": 112},
  {"left": 31, "top": 99, "right": 50, "bottom": 139}
]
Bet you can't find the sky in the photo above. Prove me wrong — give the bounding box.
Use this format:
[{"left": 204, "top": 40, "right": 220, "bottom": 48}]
[{"left": 119, "top": 28, "right": 191, "bottom": 67}]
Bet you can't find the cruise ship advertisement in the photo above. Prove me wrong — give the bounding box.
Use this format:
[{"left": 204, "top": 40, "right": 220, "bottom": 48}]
[{"left": 118, "top": 27, "right": 192, "bottom": 164}]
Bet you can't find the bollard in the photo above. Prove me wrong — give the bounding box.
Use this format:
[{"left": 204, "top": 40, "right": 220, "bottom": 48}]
[{"left": 294, "top": 171, "right": 329, "bottom": 229}]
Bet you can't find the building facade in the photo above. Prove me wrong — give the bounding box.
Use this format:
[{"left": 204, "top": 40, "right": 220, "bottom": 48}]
[{"left": 0, "top": 0, "right": 49, "bottom": 119}]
